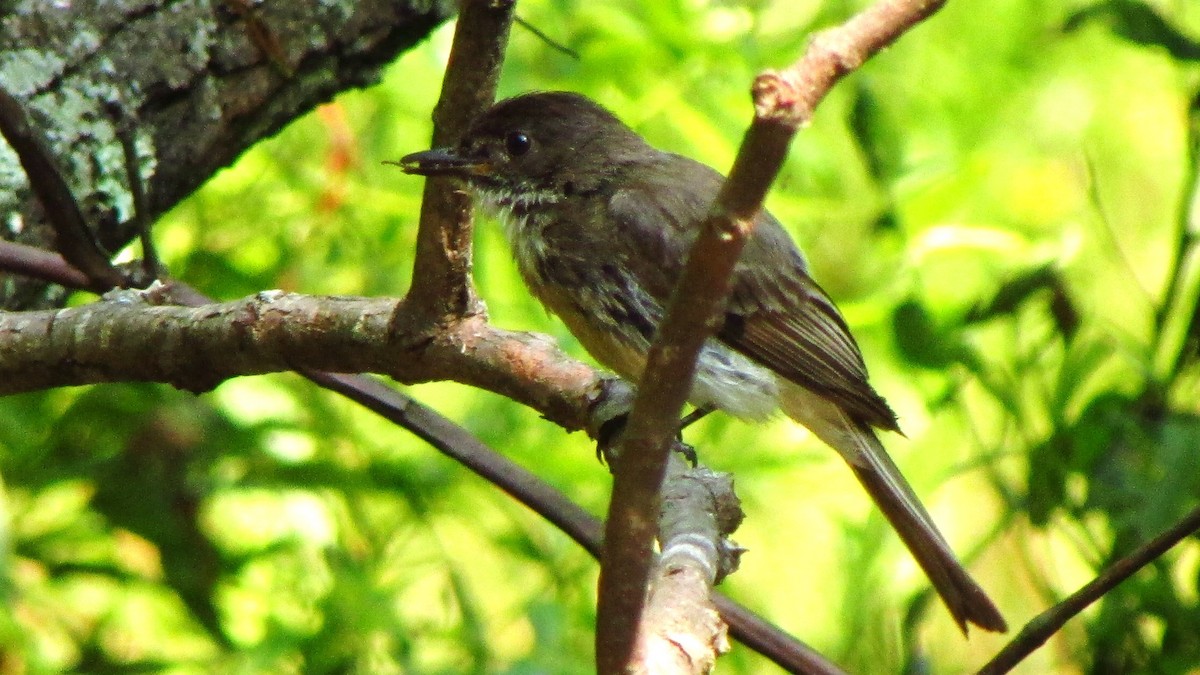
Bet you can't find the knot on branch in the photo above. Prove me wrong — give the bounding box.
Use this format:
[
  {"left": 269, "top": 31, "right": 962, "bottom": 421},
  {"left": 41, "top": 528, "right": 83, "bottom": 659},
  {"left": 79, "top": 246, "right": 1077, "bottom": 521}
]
[{"left": 752, "top": 70, "right": 805, "bottom": 124}]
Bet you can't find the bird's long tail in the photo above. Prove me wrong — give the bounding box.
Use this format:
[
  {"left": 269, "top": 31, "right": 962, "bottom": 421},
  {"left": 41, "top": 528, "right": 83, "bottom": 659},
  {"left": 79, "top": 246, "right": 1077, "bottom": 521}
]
[{"left": 780, "top": 385, "right": 1007, "bottom": 634}]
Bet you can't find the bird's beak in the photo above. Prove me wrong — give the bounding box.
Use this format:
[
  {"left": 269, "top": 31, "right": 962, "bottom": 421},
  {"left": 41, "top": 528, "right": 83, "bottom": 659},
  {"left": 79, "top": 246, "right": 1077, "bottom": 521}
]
[{"left": 393, "top": 148, "right": 493, "bottom": 178}]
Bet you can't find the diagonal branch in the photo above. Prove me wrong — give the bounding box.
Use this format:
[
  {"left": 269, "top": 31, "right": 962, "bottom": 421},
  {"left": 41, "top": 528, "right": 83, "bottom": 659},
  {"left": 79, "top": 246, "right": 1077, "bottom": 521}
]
[
  {"left": 977, "top": 504, "right": 1200, "bottom": 675},
  {"left": 594, "top": 0, "right": 947, "bottom": 671}
]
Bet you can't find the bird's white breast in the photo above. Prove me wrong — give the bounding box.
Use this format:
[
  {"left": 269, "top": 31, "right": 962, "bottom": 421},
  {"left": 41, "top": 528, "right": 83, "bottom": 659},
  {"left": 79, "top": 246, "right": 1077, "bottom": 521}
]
[{"left": 477, "top": 187, "right": 560, "bottom": 278}]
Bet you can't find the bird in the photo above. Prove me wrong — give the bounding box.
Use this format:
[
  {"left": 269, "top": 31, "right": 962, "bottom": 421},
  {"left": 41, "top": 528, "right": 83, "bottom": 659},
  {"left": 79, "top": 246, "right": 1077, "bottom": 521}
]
[{"left": 399, "top": 91, "right": 1006, "bottom": 634}]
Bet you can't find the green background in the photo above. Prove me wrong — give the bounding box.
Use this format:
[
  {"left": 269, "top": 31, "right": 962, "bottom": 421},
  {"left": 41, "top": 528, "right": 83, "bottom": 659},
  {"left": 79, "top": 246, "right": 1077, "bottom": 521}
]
[{"left": 4, "top": 0, "right": 1200, "bottom": 672}]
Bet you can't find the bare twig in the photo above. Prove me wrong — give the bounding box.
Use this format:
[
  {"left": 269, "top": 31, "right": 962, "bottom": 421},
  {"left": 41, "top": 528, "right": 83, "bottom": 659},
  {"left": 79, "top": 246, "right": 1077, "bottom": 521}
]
[
  {"left": 0, "top": 240, "right": 92, "bottom": 289},
  {"left": 978, "top": 504, "right": 1200, "bottom": 674},
  {"left": 514, "top": 15, "right": 581, "bottom": 60},
  {"left": 303, "top": 370, "right": 607, "bottom": 545},
  {"left": 753, "top": 0, "right": 946, "bottom": 128},
  {"left": 108, "top": 102, "right": 160, "bottom": 281},
  {"left": 595, "top": 0, "right": 947, "bottom": 671}
]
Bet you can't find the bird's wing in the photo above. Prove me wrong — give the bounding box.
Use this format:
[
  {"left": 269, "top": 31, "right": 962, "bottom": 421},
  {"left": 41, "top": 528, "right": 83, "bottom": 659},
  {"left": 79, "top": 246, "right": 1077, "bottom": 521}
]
[
  {"left": 724, "top": 241, "right": 899, "bottom": 431},
  {"left": 607, "top": 154, "right": 898, "bottom": 431}
]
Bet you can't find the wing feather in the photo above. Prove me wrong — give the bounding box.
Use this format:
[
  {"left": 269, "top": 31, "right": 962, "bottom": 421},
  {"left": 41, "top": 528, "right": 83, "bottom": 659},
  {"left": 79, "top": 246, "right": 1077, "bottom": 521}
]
[{"left": 606, "top": 154, "right": 898, "bottom": 431}]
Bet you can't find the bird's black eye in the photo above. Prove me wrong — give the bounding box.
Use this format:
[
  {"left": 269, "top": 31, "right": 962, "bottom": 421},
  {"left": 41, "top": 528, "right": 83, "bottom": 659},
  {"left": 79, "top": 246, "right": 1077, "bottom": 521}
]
[{"left": 505, "top": 131, "right": 531, "bottom": 157}]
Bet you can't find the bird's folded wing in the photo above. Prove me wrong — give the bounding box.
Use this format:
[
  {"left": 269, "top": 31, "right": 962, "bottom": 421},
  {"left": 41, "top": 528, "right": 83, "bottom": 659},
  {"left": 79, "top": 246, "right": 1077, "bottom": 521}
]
[
  {"left": 607, "top": 156, "right": 898, "bottom": 432},
  {"left": 722, "top": 272, "right": 899, "bottom": 432}
]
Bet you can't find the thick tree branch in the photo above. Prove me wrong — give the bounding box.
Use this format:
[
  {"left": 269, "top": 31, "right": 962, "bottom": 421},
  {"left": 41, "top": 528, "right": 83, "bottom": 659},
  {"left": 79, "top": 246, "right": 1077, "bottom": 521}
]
[
  {"left": 0, "top": 289, "right": 602, "bottom": 432},
  {"left": 595, "top": 0, "right": 947, "bottom": 671}
]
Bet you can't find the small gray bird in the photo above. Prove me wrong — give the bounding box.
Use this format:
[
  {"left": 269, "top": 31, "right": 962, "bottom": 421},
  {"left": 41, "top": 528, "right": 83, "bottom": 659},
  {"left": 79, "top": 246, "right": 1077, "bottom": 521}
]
[{"left": 400, "top": 91, "right": 1006, "bottom": 633}]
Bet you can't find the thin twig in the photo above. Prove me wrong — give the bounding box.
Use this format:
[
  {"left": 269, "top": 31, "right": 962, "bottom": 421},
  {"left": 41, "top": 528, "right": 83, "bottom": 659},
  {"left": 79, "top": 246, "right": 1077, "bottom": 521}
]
[
  {"left": 514, "top": 15, "right": 580, "bottom": 60},
  {"left": 0, "top": 240, "right": 92, "bottom": 289},
  {"left": 107, "top": 102, "right": 161, "bottom": 281},
  {"left": 978, "top": 504, "right": 1200, "bottom": 674},
  {"left": 715, "top": 598, "right": 846, "bottom": 675},
  {"left": 303, "top": 370, "right": 605, "bottom": 549}
]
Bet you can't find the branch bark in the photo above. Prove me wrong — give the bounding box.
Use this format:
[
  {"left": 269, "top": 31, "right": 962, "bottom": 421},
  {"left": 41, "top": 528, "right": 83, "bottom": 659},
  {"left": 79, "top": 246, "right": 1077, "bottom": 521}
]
[
  {"left": 405, "top": 0, "right": 513, "bottom": 323},
  {"left": 631, "top": 457, "right": 744, "bottom": 673},
  {"left": 0, "top": 288, "right": 605, "bottom": 431}
]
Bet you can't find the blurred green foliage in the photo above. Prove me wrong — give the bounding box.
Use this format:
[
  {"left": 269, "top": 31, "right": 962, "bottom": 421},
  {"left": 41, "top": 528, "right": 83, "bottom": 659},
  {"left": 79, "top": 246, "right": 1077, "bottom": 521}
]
[{"left": 4, "top": 0, "right": 1200, "bottom": 672}]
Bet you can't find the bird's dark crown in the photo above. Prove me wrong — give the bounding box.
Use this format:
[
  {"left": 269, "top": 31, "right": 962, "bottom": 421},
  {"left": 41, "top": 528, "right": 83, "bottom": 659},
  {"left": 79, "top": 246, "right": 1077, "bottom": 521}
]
[{"left": 455, "top": 91, "right": 656, "bottom": 196}]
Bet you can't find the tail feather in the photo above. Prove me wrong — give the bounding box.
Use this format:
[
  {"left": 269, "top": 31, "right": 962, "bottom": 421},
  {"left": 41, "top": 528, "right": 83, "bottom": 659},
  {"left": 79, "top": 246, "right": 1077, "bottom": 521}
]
[
  {"left": 780, "top": 384, "right": 1006, "bottom": 634},
  {"left": 847, "top": 436, "right": 1007, "bottom": 633}
]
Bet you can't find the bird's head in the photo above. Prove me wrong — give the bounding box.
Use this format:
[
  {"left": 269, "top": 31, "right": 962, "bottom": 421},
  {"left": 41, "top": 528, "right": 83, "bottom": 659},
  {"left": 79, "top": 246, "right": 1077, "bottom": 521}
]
[{"left": 399, "top": 91, "right": 653, "bottom": 206}]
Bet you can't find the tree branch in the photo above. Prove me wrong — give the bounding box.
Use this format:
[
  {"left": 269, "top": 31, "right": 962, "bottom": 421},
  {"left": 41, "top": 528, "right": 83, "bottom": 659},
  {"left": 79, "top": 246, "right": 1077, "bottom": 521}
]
[
  {"left": 0, "top": 288, "right": 602, "bottom": 432},
  {"left": 0, "top": 86, "right": 126, "bottom": 291},
  {"left": 595, "top": 0, "right": 947, "bottom": 671},
  {"left": 633, "top": 457, "right": 743, "bottom": 673},
  {"left": 314, "top": 369, "right": 847, "bottom": 674},
  {"left": 405, "top": 0, "right": 514, "bottom": 322},
  {"left": 978, "top": 504, "right": 1200, "bottom": 675},
  {"left": 0, "top": 239, "right": 91, "bottom": 289}
]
